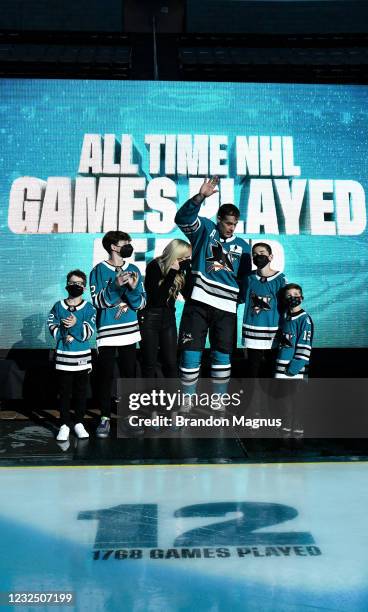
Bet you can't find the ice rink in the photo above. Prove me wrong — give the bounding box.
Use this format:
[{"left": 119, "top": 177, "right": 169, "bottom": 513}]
[{"left": 0, "top": 462, "right": 367, "bottom": 611}]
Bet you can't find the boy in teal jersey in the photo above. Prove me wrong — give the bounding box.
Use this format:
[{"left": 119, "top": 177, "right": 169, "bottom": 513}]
[
  {"left": 90, "top": 231, "right": 146, "bottom": 438},
  {"left": 274, "top": 283, "right": 314, "bottom": 441},
  {"left": 275, "top": 283, "right": 314, "bottom": 379},
  {"left": 242, "top": 242, "right": 286, "bottom": 377},
  {"left": 48, "top": 270, "right": 96, "bottom": 442}
]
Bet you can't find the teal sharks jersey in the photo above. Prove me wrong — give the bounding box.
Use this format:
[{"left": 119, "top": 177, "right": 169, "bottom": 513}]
[
  {"left": 275, "top": 309, "right": 314, "bottom": 379},
  {"left": 175, "top": 198, "right": 251, "bottom": 313},
  {"left": 47, "top": 300, "right": 96, "bottom": 372},
  {"left": 90, "top": 260, "right": 146, "bottom": 348},
  {"left": 242, "top": 271, "right": 286, "bottom": 349}
]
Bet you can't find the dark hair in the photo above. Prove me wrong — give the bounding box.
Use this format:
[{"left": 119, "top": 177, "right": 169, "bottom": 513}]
[
  {"left": 67, "top": 269, "right": 87, "bottom": 286},
  {"left": 217, "top": 204, "right": 240, "bottom": 220},
  {"left": 284, "top": 283, "right": 303, "bottom": 297},
  {"left": 102, "top": 231, "right": 131, "bottom": 254},
  {"left": 252, "top": 242, "right": 272, "bottom": 255}
]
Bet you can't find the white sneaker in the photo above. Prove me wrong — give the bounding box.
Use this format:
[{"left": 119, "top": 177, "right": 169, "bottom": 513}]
[
  {"left": 281, "top": 427, "right": 292, "bottom": 438},
  {"left": 56, "top": 424, "right": 70, "bottom": 442},
  {"left": 74, "top": 423, "right": 89, "bottom": 439},
  {"left": 293, "top": 429, "right": 304, "bottom": 440},
  {"left": 151, "top": 411, "right": 160, "bottom": 431},
  {"left": 211, "top": 399, "right": 226, "bottom": 412},
  {"left": 56, "top": 440, "right": 70, "bottom": 452},
  {"left": 180, "top": 395, "right": 193, "bottom": 414}
]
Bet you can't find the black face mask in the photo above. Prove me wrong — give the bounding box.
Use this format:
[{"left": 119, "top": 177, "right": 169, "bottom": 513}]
[
  {"left": 66, "top": 285, "right": 84, "bottom": 298},
  {"left": 253, "top": 254, "right": 270, "bottom": 269},
  {"left": 119, "top": 244, "right": 133, "bottom": 258},
  {"left": 179, "top": 260, "right": 191, "bottom": 273},
  {"left": 286, "top": 295, "right": 302, "bottom": 308}
]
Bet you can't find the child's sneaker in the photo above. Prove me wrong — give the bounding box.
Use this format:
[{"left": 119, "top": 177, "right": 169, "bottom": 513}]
[
  {"left": 56, "top": 424, "right": 70, "bottom": 442},
  {"left": 180, "top": 395, "right": 193, "bottom": 414},
  {"left": 293, "top": 428, "right": 304, "bottom": 439},
  {"left": 56, "top": 440, "right": 70, "bottom": 452},
  {"left": 211, "top": 398, "right": 227, "bottom": 412},
  {"left": 96, "top": 417, "right": 110, "bottom": 438},
  {"left": 74, "top": 423, "right": 89, "bottom": 439},
  {"left": 151, "top": 411, "right": 160, "bottom": 431}
]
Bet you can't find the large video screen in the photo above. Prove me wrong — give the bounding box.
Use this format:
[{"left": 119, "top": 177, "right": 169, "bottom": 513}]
[{"left": 1, "top": 79, "right": 367, "bottom": 349}]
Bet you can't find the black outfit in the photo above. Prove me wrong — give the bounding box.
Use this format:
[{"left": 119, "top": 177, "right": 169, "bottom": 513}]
[
  {"left": 179, "top": 300, "right": 236, "bottom": 354},
  {"left": 97, "top": 345, "right": 137, "bottom": 418},
  {"left": 140, "top": 259, "right": 186, "bottom": 378},
  {"left": 57, "top": 370, "right": 89, "bottom": 426},
  {"left": 247, "top": 348, "right": 279, "bottom": 378}
]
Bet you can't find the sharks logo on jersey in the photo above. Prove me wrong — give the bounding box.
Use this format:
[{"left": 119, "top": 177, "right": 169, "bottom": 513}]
[
  {"left": 181, "top": 331, "right": 193, "bottom": 344},
  {"left": 280, "top": 332, "right": 294, "bottom": 348},
  {"left": 251, "top": 292, "right": 272, "bottom": 315},
  {"left": 206, "top": 240, "right": 240, "bottom": 273}
]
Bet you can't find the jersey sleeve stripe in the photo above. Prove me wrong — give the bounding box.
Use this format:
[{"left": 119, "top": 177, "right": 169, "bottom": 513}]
[{"left": 294, "top": 354, "right": 310, "bottom": 361}]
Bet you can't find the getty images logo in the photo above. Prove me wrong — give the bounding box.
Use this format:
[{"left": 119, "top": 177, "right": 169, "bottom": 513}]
[{"left": 128, "top": 389, "right": 242, "bottom": 411}]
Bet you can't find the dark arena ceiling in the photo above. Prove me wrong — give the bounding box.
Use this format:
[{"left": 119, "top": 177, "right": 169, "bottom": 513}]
[{"left": 0, "top": 1, "right": 367, "bottom": 82}]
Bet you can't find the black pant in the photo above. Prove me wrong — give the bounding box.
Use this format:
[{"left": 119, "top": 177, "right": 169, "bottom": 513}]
[
  {"left": 179, "top": 300, "right": 236, "bottom": 353},
  {"left": 268, "top": 379, "right": 304, "bottom": 435},
  {"left": 140, "top": 307, "right": 178, "bottom": 378},
  {"left": 57, "top": 369, "right": 89, "bottom": 426},
  {"left": 97, "top": 344, "right": 137, "bottom": 417},
  {"left": 247, "top": 348, "right": 278, "bottom": 378}
]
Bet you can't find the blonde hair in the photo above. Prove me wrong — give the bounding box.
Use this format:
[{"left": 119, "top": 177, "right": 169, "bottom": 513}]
[{"left": 157, "top": 239, "right": 192, "bottom": 300}]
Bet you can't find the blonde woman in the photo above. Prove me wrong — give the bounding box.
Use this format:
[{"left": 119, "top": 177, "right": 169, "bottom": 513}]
[{"left": 140, "top": 239, "right": 192, "bottom": 378}]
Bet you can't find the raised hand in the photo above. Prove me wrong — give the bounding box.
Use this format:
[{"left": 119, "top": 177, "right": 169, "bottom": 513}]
[{"left": 199, "top": 176, "right": 219, "bottom": 198}]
